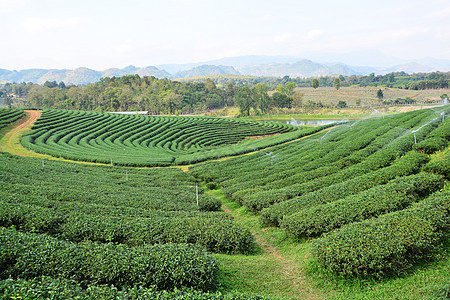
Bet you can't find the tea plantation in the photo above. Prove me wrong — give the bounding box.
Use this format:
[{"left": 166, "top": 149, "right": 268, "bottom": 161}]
[
  {"left": 21, "top": 109, "right": 316, "bottom": 166},
  {"left": 0, "top": 108, "right": 23, "bottom": 130},
  {"left": 1, "top": 106, "right": 449, "bottom": 299},
  {"left": 191, "top": 106, "right": 450, "bottom": 277}
]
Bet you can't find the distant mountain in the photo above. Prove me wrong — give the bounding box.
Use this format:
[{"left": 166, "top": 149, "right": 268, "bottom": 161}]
[
  {"left": 0, "top": 65, "right": 171, "bottom": 85},
  {"left": 0, "top": 55, "right": 448, "bottom": 85},
  {"left": 173, "top": 65, "right": 240, "bottom": 78},
  {"left": 416, "top": 58, "right": 450, "bottom": 72},
  {"left": 376, "top": 62, "right": 435, "bottom": 75},
  {"left": 237, "top": 59, "right": 359, "bottom": 77},
  {"left": 157, "top": 55, "right": 300, "bottom": 74},
  {"left": 134, "top": 66, "right": 171, "bottom": 78}
]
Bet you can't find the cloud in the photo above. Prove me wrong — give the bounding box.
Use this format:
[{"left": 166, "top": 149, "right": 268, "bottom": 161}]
[
  {"left": 305, "top": 29, "right": 324, "bottom": 40},
  {"left": 0, "top": 0, "right": 29, "bottom": 12},
  {"left": 274, "top": 33, "right": 294, "bottom": 42},
  {"left": 22, "top": 17, "right": 81, "bottom": 33},
  {"left": 390, "top": 28, "right": 428, "bottom": 39},
  {"left": 426, "top": 6, "right": 450, "bottom": 18}
]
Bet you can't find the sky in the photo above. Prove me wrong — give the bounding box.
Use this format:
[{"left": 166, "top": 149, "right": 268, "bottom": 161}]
[{"left": 1, "top": 0, "right": 449, "bottom": 70}]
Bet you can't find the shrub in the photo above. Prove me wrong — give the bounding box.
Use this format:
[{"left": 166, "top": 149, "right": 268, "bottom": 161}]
[
  {"left": 414, "top": 137, "right": 448, "bottom": 154},
  {"left": 281, "top": 172, "right": 444, "bottom": 238},
  {"left": 311, "top": 190, "right": 450, "bottom": 277},
  {"left": 0, "top": 228, "right": 219, "bottom": 291}
]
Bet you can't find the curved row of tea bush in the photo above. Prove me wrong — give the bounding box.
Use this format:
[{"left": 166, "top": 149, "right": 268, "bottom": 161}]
[
  {"left": 311, "top": 189, "right": 450, "bottom": 277},
  {"left": 190, "top": 109, "right": 431, "bottom": 184},
  {"left": 191, "top": 107, "right": 449, "bottom": 216},
  {"left": 22, "top": 109, "right": 303, "bottom": 166},
  {"left": 0, "top": 108, "right": 23, "bottom": 130},
  {"left": 0, "top": 200, "right": 254, "bottom": 254},
  {"left": 281, "top": 172, "right": 444, "bottom": 238},
  {"left": 261, "top": 151, "right": 430, "bottom": 226},
  {"left": 224, "top": 110, "right": 441, "bottom": 212},
  {"left": 0, "top": 153, "right": 254, "bottom": 254},
  {"left": 0, "top": 277, "right": 270, "bottom": 300},
  {"left": 0, "top": 227, "right": 219, "bottom": 291}
]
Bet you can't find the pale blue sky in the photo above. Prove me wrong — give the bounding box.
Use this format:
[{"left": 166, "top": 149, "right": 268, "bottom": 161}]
[{"left": 1, "top": 0, "right": 449, "bottom": 70}]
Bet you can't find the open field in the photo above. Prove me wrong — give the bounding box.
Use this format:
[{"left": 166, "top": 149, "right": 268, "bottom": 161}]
[
  {"left": 0, "top": 106, "right": 449, "bottom": 299},
  {"left": 296, "top": 86, "right": 450, "bottom": 107}
]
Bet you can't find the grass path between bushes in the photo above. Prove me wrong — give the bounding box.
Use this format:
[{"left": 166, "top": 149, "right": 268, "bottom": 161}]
[{"left": 206, "top": 188, "right": 327, "bottom": 300}]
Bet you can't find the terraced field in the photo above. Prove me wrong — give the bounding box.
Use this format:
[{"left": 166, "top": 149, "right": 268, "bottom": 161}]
[
  {"left": 21, "top": 110, "right": 320, "bottom": 167},
  {"left": 191, "top": 105, "right": 450, "bottom": 278},
  {"left": 1, "top": 106, "right": 449, "bottom": 299},
  {"left": 0, "top": 108, "right": 23, "bottom": 130}
]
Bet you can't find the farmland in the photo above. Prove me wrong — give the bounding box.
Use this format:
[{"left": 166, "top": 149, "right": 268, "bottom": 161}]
[
  {"left": 21, "top": 109, "right": 323, "bottom": 167},
  {"left": 0, "top": 106, "right": 449, "bottom": 299}
]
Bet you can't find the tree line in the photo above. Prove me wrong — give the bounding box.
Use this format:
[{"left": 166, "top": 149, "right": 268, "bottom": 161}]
[{"left": 1, "top": 75, "right": 298, "bottom": 115}]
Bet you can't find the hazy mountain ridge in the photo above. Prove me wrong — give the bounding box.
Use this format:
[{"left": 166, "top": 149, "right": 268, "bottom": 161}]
[{"left": 0, "top": 55, "right": 448, "bottom": 85}]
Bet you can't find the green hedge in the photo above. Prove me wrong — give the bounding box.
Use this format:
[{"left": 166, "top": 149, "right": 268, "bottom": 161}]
[
  {"left": 281, "top": 172, "right": 444, "bottom": 238},
  {"left": 0, "top": 228, "right": 219, "bottom": 291},
  {"left": 0, "top": 201, "right": 254, "bottom": 254},
  {"left": 414, "top": 137, "right": 448, "bottom": 154},
  {"left": 0, "top": 277, "right": 271, "bottom": 300},
  {"left": 260, "top": 151, "right": 429, "bottom": 226},
  {"left": 311, "top": 190, "right": 450, "bottom": 277}
]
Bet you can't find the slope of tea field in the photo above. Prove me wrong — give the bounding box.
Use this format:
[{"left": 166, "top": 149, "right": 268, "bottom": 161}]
[
  {"left": 21, "top": 110, "right": 320, "bottom": 167},
  {"left": 0, "top": 108, "right": 23, "bottom": 131},
  {"left": 0, "top": 152, "right": 276, "bottom": 298},
  {"left": 191, "top": 105, "right": 450, "bottom": 280}
]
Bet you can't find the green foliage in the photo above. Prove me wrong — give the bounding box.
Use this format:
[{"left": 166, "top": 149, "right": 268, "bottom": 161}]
[
  {"left": 22, "top": 109, "right": 296, "bottom": 166},
  {"left": 311, "top": 190, "right": 450, "bottom": 277},
  {"left": 377, "top": 89, "right": 384, "bottom": 100},
  {"left": 333, "top": 78, "right": 341, "bottom": 90},
  {"left": 0, "top": 227, "right": 219, "bottom": 291},
  {"left": 414, "top": 137, "right": 448, "bottom": 154},
  {"left": 0, "top": 277, "right": 271, "bottom": 300},
  {"left": 0, "top": 108, "right": 23, "bottom": 130},
  {"left": 0, "top": 153, "right": 254, "bottom": 254},
  {"left": 261, "top": 150, "right": 430, "bottom": 226},
  {"left": 311, "top": 78, "right": 319, "bottom": 89},
  {"left": 281, "top": 172, "right": 444, "bottom": 238}
]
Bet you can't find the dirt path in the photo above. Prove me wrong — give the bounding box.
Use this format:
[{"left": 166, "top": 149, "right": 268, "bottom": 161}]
[{"left": 1, "top": 110, "right": 41, "bottom": 157}]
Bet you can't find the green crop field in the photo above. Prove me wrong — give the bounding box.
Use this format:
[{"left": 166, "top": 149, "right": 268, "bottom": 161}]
[
  {"left": 0, "top": 106, "right": 449, "bottom": 299},
  {"left": 191, "top": 105, "right": 450, "bottom": 297},
  {"left": 20, "top": 109, "right": 322, "bottom": 167},
  {"left": 0, "top": 108, "right": 23, "bottom": 131}
]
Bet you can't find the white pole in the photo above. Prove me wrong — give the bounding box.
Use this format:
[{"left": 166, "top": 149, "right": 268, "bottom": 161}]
[
  {"left": 42, "top": 160, "right": 45, "bottom": 169},
  {"left": 196, "top": 182, "right": 199, "bottom": 207},
  {"left": 126, "top": 170, "right": 128, "bottom": 181},
  {"left": 414, "top": 132, "right": 417, "bottom": 144},
  {"left": 111, "top": 159, "right": 113, "bottom": 166}
]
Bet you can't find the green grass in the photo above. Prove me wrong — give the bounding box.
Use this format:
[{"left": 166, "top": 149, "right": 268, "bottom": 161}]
[{"left": 207, "top": 189, "right": 328, "bottom": 300}]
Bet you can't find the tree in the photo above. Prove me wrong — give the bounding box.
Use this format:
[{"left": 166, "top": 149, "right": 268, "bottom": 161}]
[
  {"left": 43, "top": 81, "right": 58, "bottom": 88},
  {"left": 376, "top": 89, "right": 384, "bottom": 101},
  {"left": 333, "top": 78, "right": 341, "bottom": 90},
  {"left": 3, "top": 95, "right": 13, "bottom": 108},
  {"left": 252, "top": 83, "right": 270, "bottom": 114},
  {"left": 285, "top": 82, "right": 297, "bottom": 97},
  {"left": 312, "top": 79, "right": 319, "bottom": 89},
  {"left": 234, "top": 87, "right": 254, "bottom": 116},
  {"left": 272, "top": 92, "right": 292, "bottom": 108},
  {"left": 336, "top": 100, "right": 347, "bottom": 108},
  {"left": 292, "top": 91, "right": 304, "bottom": 108}
]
